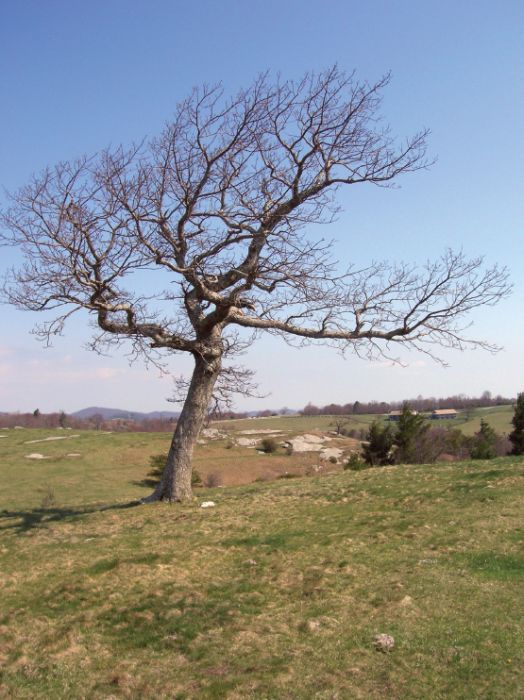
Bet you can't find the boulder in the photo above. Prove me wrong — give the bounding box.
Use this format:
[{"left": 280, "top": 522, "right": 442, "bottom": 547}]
[
  {"left": 288, "top": 434, "right": 327, "bottom": 453},
  {"left": 236, "top": 437, "right": 259, "bottom": 447},
  {"left": 373, "top": 633, "right": 395, "bottom": 652}
]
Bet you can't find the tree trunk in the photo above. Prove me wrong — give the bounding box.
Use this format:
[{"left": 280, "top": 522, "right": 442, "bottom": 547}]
[{"left": 141, "top": 352, "right": 221, "bottom": 503}]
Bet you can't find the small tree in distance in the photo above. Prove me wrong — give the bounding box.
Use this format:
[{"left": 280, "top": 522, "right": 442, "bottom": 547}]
[
  {"left": 330, "top": 416, "right": 351, "bottom": 436},
  {"left": 0, "top": 67, "right": 511, "bottom": 502},
  {"left": 362, "top": 421, "right": 394, "bottom": 466},
  {"left": 470, "top": 419, "right": 497, "bottom": 460},
  {"left": 394, "top": 403, "right": 428, "bottom": 464},
  {"left": 509, "top": 393, "right": 524, "bottom": 455}
]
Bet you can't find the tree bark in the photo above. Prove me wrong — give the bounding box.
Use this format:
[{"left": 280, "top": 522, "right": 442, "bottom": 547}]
[{"left": 141, "top": 352, "right": 221, "bottom": 503}]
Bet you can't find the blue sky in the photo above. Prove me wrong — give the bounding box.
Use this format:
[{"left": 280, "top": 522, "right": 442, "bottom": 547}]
[{"left": 0, "top": 0, "right": 522, "bottom": 413}]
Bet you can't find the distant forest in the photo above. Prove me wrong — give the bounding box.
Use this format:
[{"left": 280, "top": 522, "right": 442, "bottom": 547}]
[
  {"left": 300, "top": 391, "right": 513, "bottom": 417},
  {"left": 0, "top": 392, "right": 514, "bottom": 431}
]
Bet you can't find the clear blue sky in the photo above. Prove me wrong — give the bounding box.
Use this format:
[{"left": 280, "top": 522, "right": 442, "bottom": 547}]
[{"left": 1, "top": 0, "right": 522, "bottom": 413}]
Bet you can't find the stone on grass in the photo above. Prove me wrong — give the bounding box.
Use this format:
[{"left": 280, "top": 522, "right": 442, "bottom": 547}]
[
  {"left": 373, "top": 633, "right": 395, "bottom": 652},
  {"left": 200, "top": 428, "right": 226, "bottom": 440},
  {"left": 25, "top": 453, "right": 46, "bottom": 459},
  {"left": 236, "top": 437, "right": 259, "bottom": 447},
  {"left": 288, "top": 434, "right": 328, "bottom": 453},
  {"left": 200, "top": 501, "right": 216, "bottom": 508},
  {"left": 319, "top": 447, "right": 343, "bottom": 461},
  {"left": 306, "top": 619, "right": 322, "bottom": 633}
]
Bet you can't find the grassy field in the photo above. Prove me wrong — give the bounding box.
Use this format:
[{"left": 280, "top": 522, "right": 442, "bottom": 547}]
[
  {"left": 1, "top": 425, "right": 523, "bottom": 698},
  {"left": 455, "top": 405, "right": 514, "bottom": 436},
  {"left": 216, "top": 405, "right": 514, "bottom": 437},
  {"left": 0, "top": 427, "right": 361, "bottom": 506},
  {"left": 215, "top": 414, "right": 378, "bottom": 434}
]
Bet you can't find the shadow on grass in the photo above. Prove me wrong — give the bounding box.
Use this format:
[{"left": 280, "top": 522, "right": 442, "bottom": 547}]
[
  {"left": 0, "top": 500, "right": 140, "bottom": 534},
  {"left": 131, "top": 477, "right": 158, "bottom": 488}
]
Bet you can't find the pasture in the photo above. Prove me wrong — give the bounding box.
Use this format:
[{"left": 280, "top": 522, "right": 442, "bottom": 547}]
[
  {"left": 0, "top": 417, "right": 523, "bottom": 698},
  {"left": 216, "top": 404, "right": 514, "bottom": 437}
]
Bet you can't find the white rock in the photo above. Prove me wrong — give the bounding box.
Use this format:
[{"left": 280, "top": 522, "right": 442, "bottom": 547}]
[
  {"left": 307, "top": 619, "right": 322, "bottom": 633},
  {"left": 200, "top": 501, "right": 216, "bottom": 508},
  {"left": 236, "top": 437, "right": 259, "bottom": 447},
  {"left": 25, "top": 453, "right": 47, "bottom": 459},
  {"left": 288, "top": 434, "right": 327, "bottom": 452},
  {"left": 201, "top": 428, "right": 226, "bottom": 439},
  {"left": 399, "top": 595, "right": 413, "bottom": 607},
  {"left": 373, "top": 633, "right": 395, "bottom": 652},
  {"left": 320, "top": 447, "right": 343, "bottom": 461}
]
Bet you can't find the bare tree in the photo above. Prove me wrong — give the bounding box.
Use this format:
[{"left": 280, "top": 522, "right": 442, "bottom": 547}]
[
  {"left": 0, "top": 67, "right": 510, "bottom": 502},
  {"left": 329, "top": 416, "right": 351, "bottom": 436}
]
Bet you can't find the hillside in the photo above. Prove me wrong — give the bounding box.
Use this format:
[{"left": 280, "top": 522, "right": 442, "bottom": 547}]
[
  {"left": 0, "top": 427, "right": 523, "bottom": 698},
  {"left": 71, "top": 406, "right": 180, "bottom": 421}
]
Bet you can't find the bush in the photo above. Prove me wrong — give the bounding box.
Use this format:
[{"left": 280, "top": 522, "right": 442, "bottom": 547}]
[
  {"left": 39, "top": 486, "right": 57, "bottom": 508},
  {"left": 393, "top": 403, "right": 428, "bottom": 464},
  {"left": 509, "top": 393, "right": 524, "bottom": 455},
  {"left": 192, "top": 470, "right": 203, "bottom": 487},
  {"left": 362, "top": 421, "right": 394, "bottom": 466},
  {"left": 344, "top": 453, "right": 367, "bottom": 471},
  {"left": 204, "top": 471, "right": 221, "bottom": 488},
  {"left": 146, "top": 454, "right": 203, "bottom": 487},
  {"left": 260, "top": 437, "right": 278, "bottom": 454},
  {"left": 470, "top": 419, "right": 497, "bottom": 460}
]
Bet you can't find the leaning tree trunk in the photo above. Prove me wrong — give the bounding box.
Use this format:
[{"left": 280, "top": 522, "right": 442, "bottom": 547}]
[{"left": 142, "top": 352, "right": 221, "bottom": 503}]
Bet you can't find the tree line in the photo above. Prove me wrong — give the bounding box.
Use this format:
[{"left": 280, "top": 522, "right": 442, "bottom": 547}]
[
  {"left": 302, "top": 391, "right": 513, "bottom": 417},
  {"left": 0, "top": 410, "right": 177, "bottom": 432}
]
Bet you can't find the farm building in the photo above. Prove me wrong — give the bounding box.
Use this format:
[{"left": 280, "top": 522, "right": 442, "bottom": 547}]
[
  {"left": 431, "top": 409, "right": 458, "bottom": 420},
  {"left": 388, "top": 410, "right": 419, "bottom": 421}
]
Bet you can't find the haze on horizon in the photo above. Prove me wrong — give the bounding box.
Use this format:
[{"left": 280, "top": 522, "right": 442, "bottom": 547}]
[{"left": 1, "top": 1, "right": 522, "bottom": 414}]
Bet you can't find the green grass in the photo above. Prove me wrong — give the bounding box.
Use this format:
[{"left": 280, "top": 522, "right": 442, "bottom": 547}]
[
  {"left": 456, "top": 405, "right": 513, "bottom": 435},
  {"left": 215, "top": 405, "right": 514, "bottom": 437},
  {"left": 214, "top": 413, "right": 377, "bottom": 434},
  {"left": 1, "top": 427, "right": 523, "bottom": 698}
]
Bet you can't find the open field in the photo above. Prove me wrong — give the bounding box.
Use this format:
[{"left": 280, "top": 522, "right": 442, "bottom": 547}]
[
  {"left": 214, "top": 414, "right": 378, "bottom": 434},
  {"left": 215, "top": 405, "right": 514, "bottom": 438},
  {"left": 1, "top": 424, "right": 524, "bottom": 698},
  {"left": 0, "top": 427, "right": 361, "bottom": 508},
  {"left": 455, "top": 405, "right": 514, "bottom": 436}
]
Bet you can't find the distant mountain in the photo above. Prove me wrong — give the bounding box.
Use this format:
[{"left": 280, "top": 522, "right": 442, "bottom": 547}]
[{"left": 71, "top": 406, "right": 179, "bottom": 421}]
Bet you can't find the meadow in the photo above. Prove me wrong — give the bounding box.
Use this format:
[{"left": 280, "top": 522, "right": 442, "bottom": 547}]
[
  {"left": 0, "top": 412, "right": 523, "bottom": 699},
  {"left": 216, "top": 404, "right": 514, "bottom": 436}
]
